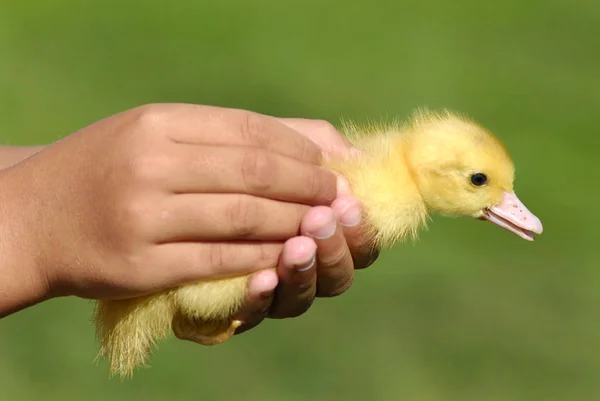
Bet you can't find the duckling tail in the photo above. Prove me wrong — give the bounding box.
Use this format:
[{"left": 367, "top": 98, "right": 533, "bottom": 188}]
[{"left": 93, "top": 292, "right": 173, "bottom": 379}]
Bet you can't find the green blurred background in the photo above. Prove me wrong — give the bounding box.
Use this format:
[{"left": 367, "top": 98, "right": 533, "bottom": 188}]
[{"left": 1, "top": 0, "right": 598, "bottom": 400}]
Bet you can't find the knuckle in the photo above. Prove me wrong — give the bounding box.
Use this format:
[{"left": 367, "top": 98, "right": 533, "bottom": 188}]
[
  {"left": 118, "top": 197, "right": 156, "bottom": 238},
  {"left": 120, "top": 197, "right": 149, "bottom": 227},
  {"left": 133, "top": 103, "right": 170, "bottom": 131},
  {"left": 294, "top": 204, "right": 307, "bottom": 228},
  {"left": 97, "top": 255, "right": 152, "bottom": 296},
  {"left": 240, "top": 111, "right": 272, "bottom": 147},
  {"left": 318, "top": 273, "right": 354, "bottom": 298},
  {"left": 306, "top": 169, "right": 334, "bottom": 204},
  {"left": 321, "top": 246, "right": 350, "bottom": 268},
  {"left": 209, "top": 243, "right": 227, "bottom": 272},
  {"left": 227, "top": 195, "right": 262, "bottom": 239},
  {"left": 304, "top": 169, "right": 321, "bottom": 202},
  {"left": 324, "top": 171, "right": 338, "bottom": 200},
  {"left": 257, "top": 243, "right": 270, "bottom": 267},
  {"left": 255, "top": 244, "right": 280, "bottom": 269},
  {"left": 315, "top": 120, "right": 350, "bottom": 149},
  {"left": 293, "top": 129, "right": 323, "bottom": 165},
  {"left": 241, "top": 149, "right": 276, "bottom": 193},
  {"left": 130, "top": 152, "right": 173, "bottom": 184},
  {"left": 312, "top": 169, "right": 337, "bottom": 205},
  {"left": 296, "top": 133, "right": 317, "bottom": 164},
  {"left": 314, "top": 120, "right": 338, "bottom": 135},
  {"left": 120, "top": 255, "right": 149, "bottom": 286},
  {"left": 130, "top": 103, "right": 185, "bottom": 143}
]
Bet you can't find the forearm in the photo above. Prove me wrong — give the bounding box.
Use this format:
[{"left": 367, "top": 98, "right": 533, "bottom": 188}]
[
  {"left": 0, "top": 168, "right": 51, "bottom": 318},
  {"left": 0, "top": 146, "right": 46, "bottom": 170}
]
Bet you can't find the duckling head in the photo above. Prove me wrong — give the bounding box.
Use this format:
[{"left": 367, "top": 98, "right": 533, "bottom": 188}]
[{"left": 403, "top": 110, "right": 543, "bottom": 241}]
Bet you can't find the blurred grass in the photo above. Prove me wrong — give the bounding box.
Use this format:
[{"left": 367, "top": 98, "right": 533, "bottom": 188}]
[{"left": 0, "top": 0, "right": 598, "bottom": 400}]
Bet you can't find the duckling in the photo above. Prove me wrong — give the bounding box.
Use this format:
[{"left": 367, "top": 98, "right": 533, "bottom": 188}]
[{"left": 94, "top": 109, "right": 543, "bottom": 378}]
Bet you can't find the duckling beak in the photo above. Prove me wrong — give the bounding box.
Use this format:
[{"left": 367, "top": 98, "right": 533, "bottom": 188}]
[{"left": 480, "top": 192, "right": 543, "bottom": 241}]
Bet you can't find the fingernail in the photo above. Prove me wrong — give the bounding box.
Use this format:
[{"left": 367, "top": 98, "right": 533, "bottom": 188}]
[
  {"left": 251, "top": 270, "right": 278, "bottom": 297},
  {"left": 340, "top": 202, "right": 361, "bottom": 227},
  {"left": 309, "top": 218, "right": 337, "bottom": 239},
  {"left": 336, "top": 174, "right": 352, "bottom": 197},
  {"left": 294, "top": 254, "right": 316, "bottom": 272}
]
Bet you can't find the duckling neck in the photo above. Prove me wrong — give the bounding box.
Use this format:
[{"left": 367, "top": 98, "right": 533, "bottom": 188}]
[{"left": 327, "top": 135, "right": 429, "bottom": 249}]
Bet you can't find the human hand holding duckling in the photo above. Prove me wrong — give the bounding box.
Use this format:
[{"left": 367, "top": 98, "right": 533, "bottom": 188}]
[
  {"left": 0, "top": 107, "right": 373, "bottom": 326},
  {"left": 0, "top": 104, "right": 374, "bottom": 356}
]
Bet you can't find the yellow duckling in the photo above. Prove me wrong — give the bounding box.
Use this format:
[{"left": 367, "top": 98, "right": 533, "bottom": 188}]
[{"left": 94, "top": 109, "right": 543, "bottom": 378}]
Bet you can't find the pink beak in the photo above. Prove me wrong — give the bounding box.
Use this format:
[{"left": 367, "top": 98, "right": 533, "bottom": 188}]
[{"left": 481, "top": 192, "right": 543, "bottom": 241}]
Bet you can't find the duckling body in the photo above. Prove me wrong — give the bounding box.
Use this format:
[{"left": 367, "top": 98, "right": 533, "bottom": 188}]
[
  {"left": 328, "top": 122, "right": 427, "bottom": 248},
  {"left": 95, "top": 110, "right": 543, "bottom": 378}
]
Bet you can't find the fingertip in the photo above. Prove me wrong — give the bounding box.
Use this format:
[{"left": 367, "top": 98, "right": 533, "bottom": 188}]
[
  {"left": 331, "top": 195, "right": 359, "bottom": 211},
  {"left": 331, "top": 195, "right": 362, "bottom": 227},
  {"left": 268, "top": 234, "right": 318, "bottom": 320},
  {"left": 248, "top": 269, "right": 279, "bottom": 295},
  {"left": 282, "top": 236, "right": 317, "bottom": 271},
  {"left": 300, "top": 206, "right": 337, "bottom": 239},
  {"left": 331, "top": 196, "right": 378, "bottom": 269},
  {"left": 336, "top": 174, "right": 353, "bottom": 197},
  {"left": 303, "top": 205, "right": 336, "bottom": 220},
  {"left": 284, "top": 235, "right": 318, "bottom": 254}
]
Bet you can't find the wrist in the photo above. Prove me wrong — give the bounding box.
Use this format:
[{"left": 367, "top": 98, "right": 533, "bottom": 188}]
[{"left": 0, "top": 167, "right": 54, "bottom": 317}]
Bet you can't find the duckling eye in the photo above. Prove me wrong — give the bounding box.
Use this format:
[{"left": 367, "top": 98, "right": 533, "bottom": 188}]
[{"left": 470, "top": 173, "right": 488, "bottom": 186}]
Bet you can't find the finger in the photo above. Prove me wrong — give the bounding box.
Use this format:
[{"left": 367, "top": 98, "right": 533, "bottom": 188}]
[
  {"left": 276, "top": 118, "right": 365, "bottom": 163},
  {"left": 154, "top": 104, "right": 323, "bottom": 164},
  {"left": 276, "top": 118, "right": 356, "bottom": 157},
  {"left": 148, "top": 241, "right": 284, "bottom": 289},
  {"left": 234, "top": 269, "right": 279, "bottom": 335},
  {"left": 151, "top": 194, "right": 309, "bottom": 243},
  {"left": 268, "top": 236, "right": 317, "bottom": 319},
  {"left": 331, "top": 195, "right": 380, "bottom": 270},
  {"left": 300, "top": 206, "right": 354, "bottom": 297},
  {"left": 166, "top": 145, "right": 337, "bottom": 206}
]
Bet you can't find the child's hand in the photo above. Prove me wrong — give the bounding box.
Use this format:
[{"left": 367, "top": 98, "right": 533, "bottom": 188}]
[{"left": 0, "top": 104, "right": 339, "bottom": 315}]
